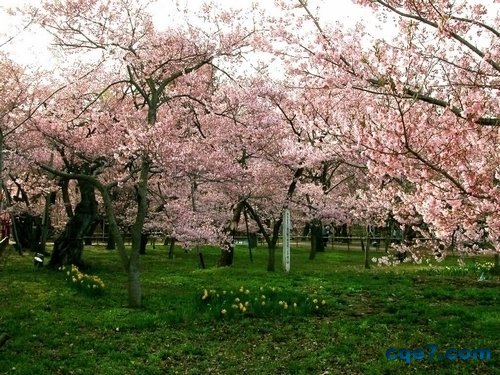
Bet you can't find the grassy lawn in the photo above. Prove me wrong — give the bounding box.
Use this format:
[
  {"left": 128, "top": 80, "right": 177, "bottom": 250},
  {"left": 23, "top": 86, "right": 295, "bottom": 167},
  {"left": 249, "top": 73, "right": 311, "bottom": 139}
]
[{"left": 0, "top": 244, "right": 498, "bottom": 375}]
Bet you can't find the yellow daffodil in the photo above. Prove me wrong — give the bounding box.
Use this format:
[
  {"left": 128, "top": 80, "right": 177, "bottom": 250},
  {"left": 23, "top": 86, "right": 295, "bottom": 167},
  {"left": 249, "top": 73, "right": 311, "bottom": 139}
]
[{"left": 202, "top": 289, "right": 209, "bottom": 300}]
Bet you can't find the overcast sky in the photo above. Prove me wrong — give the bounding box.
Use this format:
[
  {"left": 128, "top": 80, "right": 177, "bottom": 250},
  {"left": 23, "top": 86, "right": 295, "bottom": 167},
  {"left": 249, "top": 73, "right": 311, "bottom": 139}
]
[{"left": 0, "top": 0, "right": 382, "bottom": 68}]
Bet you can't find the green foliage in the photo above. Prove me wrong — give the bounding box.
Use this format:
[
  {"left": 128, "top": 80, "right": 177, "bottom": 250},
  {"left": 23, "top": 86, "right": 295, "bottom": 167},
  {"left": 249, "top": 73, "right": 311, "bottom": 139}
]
[{"left": 0, "top": 245, "right": 498, "bottom": 375}]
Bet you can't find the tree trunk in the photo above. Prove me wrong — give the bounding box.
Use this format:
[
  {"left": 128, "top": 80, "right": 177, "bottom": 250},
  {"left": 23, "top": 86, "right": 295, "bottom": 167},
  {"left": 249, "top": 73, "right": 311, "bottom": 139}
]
[
  {"left": 39, "top": 192, "right": 55, "bottom": 254},
  {"left": 84, "top": 219, "right": 100, "bottom": 246},
  {"left": 198, "top": 248, "right": 206, "bottom": 269},
  {"left": 59, "top": 179, "right": 74, "bottom": 218},
  {"left": 128, "top": 157, "right": 150, "bottom": 307},
  {"left": 363, "top": 227, "right": 371, "bottom": 269},
  {"left": 219, "top": 245, "right": 234, "bottom": 267},
  {"left": 339, "top": 224, "right": 349, "bottom": 243},
  {"left": 267, "top": 220, "right": 281, "bottom": 272},
  {"left": 267, "top": 245, "right": 276, "bottom": 272},
  {"left": 218, "top": 202, "right": 243, "bottom": 267},
  {"left": 139, "top": 233, "right": 148, "bottom": 255},
  {"left": 13, "top": 213, "right": 43, "bottom": 252},
  {"left": 127, "top": 261, "right": 142, "bottom": 308},
  {"left": 48, "top": 180, "right": 97, "bottom": 268},
  {"left": 385, "top": 220, "right": 393, "bottom": 253},
  {"left": 106, "top": 231, "right": 115, "bottom": 250},
  {"left": 9, "top": 213, "right": 21, "bottom": 255},
  {"left": 309, "top": 219, "right": 324, "bottom": 259},
  {"left": 244, "top": 209, "right": 254, "bottom": 262},
  {"left": 168, "top": 237, "right": 175, "bottom": 259},
  {"left": 92, "top": 176, "right": 137, "bottom": 308},
  {"left": 243, "top": 201, "right": 281, "bottom": 272}
]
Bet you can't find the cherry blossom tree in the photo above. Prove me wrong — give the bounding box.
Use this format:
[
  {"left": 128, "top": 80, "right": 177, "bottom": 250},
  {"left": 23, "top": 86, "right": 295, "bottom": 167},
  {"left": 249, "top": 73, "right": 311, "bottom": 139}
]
[
  {"left": 271, "top": 0, "right": 499, "bottom": 267},
  {"left": 0, "top": 53, "right": 27, "bottom": 244},
  {"left": 0, "top": 50, "right": 67, "bottom": 254},
  {"left": 28, "top": 0, "right": 262, "bottom": 306}
]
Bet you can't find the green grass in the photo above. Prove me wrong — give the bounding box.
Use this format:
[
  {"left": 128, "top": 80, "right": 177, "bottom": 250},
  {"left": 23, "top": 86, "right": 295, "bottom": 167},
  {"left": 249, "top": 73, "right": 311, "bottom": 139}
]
[{"left": 0, "top": 244, "right": 498, "bottom": 375}]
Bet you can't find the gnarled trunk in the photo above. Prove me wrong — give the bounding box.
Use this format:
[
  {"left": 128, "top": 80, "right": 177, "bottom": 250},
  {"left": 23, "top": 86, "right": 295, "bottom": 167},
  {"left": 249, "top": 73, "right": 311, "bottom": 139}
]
[
  {"left": 48, "top": 180, "right": 97, "bottom": 268},
  {"left": 84, "top": 218, "right": 100, "bottom": 246}
]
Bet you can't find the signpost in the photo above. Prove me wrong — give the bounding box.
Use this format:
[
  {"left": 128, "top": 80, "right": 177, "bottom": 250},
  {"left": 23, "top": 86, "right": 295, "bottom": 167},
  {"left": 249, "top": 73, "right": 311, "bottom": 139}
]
[{"left": 282, "top": 208, "right": 290, "bottom": 273}]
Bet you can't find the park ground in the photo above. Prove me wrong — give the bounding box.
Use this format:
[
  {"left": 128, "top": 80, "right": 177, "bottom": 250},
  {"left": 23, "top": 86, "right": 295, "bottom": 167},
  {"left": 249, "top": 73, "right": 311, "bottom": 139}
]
[{"left": 0, "top": 244, "right": 498, "bottom": 375}]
